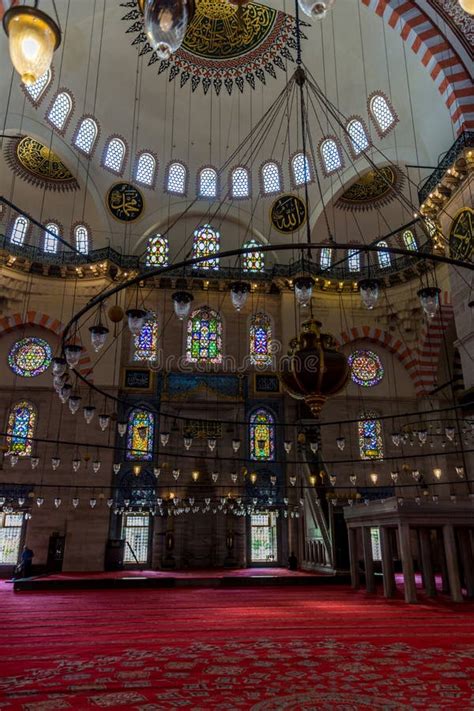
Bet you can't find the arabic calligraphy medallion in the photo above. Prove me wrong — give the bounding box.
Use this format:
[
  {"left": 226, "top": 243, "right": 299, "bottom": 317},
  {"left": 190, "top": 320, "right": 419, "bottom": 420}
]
[
  {"left": 107, "top": 183, "right": 144, "bottom": 223},
  {"left": 449, "top": 207, "right": 473, "bottom": 262},
  {"left": 270, "top": 194, "right": 307, "bottom": 234}
]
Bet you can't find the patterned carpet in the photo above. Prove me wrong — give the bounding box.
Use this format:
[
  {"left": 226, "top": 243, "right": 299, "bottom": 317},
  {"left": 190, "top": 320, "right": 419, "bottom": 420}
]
[{"left": 1, "top": 581, "right": 473, "bottom": 709}]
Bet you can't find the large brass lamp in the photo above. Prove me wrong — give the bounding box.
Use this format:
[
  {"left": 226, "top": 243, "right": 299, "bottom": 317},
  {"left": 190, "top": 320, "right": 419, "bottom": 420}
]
[
  {"left": 3, "top": 3, "right": 61, "bottom": 86},
  {"left": 280, "top": 319, "right": 349, "bottom": 417}
]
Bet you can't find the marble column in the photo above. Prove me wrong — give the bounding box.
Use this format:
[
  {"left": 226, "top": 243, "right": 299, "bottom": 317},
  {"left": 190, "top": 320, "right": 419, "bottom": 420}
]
[
  {"left": 458, "top": 528, "right": 474, "bottom": 598},
  {"left": 419, "top": 528, "right": 436, "bottom": 597},
  {"left": 380, "top": 527, "right": 395, "bottom": 598},
  {"left": 443, "top": 524, "right": 463, "bottom": 603},
  {"left": 398, "top": 523, "right": 417, "bottom": 604},
  {"left": 362, "top": 527, "right": 375, "bottom": 593},
  {"left": 348, "top": 527, "right": 360, "bottom": 589}
]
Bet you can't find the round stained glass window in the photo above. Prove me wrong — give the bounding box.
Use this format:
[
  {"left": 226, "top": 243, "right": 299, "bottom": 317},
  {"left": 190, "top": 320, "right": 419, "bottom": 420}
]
[
  {"left": 348, "top": 349, "right": 384, "bottom": 387},
  {"left": 8, "top": 337, "right": 52, "bottom": 377}
]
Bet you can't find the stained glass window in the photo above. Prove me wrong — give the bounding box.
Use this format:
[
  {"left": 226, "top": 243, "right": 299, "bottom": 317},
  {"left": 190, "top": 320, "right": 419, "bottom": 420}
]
[
  {"left": 369, "top": 93, "right": 396, "bottom": 135},
  {"left": 8, "top": 337, "right": 52, "bottom": 377},
  {"left": 358, "top": 411, "right": 384, "bottom": 460},
  {"left": 231, "top": 167, "right": 250, "bottom": 198},
  {"left": 6, "top": 401, "right": 37, "bottom": 456},
  {"left": 24, "top": 69, "right": 51, "bottom": 104},
  {"left": 44, "top": 222, "right": 59, "bottom": 254},
  {"left": 145, "top": 234, "right": 169, "bottom": 267},
  {"left": 198, "top": 167, "right": 218, "bottom": 198},
  {"left": 47, "top": 91, "right": 72, "bottom": 131},
  {"left": 251, "top": 512, "right": 278, "bottom": 562},
  {"left": 320, "top": 246, "right": 332, "bottom": 270},
  {"left": 320, "top": 138, "right": 343, "bottom": 175},
  {"left": 134, "top": 313, "right": 158, "bottom": 362},
  {"left": 10, "top": 216, "right": 28, "bottom": 246},
  {"left": 126, "top": 408, "right": 155, "bottom": 461},
  {"left": 348, "top": 349, "right": 384, "bottom": 387},
  {"left": 135, "top": 152, "right": 157, "bottom": 187},
  {"left": 250, "top": 313, "right": 272, "bottom": 366},
  {"left": 292, "top": 152, "right": 312, "bottom": 186},
  {"left": 192, "top": 224, "right": 220, "bottom": 270},
  {"left": 166, "top": 161, "right": 187, "bottom": 195},
  {"left": 74, "top": 117, "right": 98, "bottom": 155},
  {"left": 0, "top": 513, "right": 23, "bottom": 564},
  {"left": 377, "top": 240, "right": 391, "bottom": 268},
  {"left": 186, "top": 307, "right": 222, "bottom": 364},
  {"left": 74, "top": 224, "right": 89, "bottom": 254},
  {"left": 348, "top": 248, "right": 360, "bottom": 272},
  {"left": 103, "top": 137, "right": 126, "bottom": 174},
  {"left": 250, "top": 408, "right": 275, "bottom": 461},
  {"left": 243, "top": 239, "right": 265, "bottom": 272},
  {"left": 403, "top": 230, "right": 417, "bottom": 251},
  {"left": 347, "top": 119, "right": 369, "bottom": 155},
  {"left": 261, "top": 162, "right": 281, "bottom": 195}
]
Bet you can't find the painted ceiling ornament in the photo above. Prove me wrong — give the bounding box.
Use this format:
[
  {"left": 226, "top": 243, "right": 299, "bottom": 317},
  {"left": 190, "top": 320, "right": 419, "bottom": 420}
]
[
  {"left": 121, "top": 0, "right": 307, "bottom": 95},
  {"left": 5, "top": 136, "right": 79, "bottom": 192},
  {"left": 335, "top": 166, "right": 404, "bottom": 212}
]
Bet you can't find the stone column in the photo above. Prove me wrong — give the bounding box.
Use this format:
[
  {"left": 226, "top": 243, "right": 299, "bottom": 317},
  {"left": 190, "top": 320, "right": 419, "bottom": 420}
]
[
  {"left": 458, "top": 528, "right": 474, "bottom": 598},
  {"left": 362, "top": 526, "right": 375, "bottom": 593},
  {"left": 348, "top": 526, "right": 360, "bottom": 590},
  {"left": 380, "top": 527, "right": 395, "bottom": 598},
  {"left": 436, "top": 528, "right": 450, "bottom": 593},
  {"left": 419, "top": 528, "right": 436, "bottom": 597},
  {"left": 443, "top": 524, "right": 463, "bottom": 603},
  {"left": 398, "top": 523, "right": 417, "bottom": 603}
]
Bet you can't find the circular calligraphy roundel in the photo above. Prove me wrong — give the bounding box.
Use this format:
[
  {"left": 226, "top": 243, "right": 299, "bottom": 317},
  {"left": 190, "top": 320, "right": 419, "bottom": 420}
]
[
  {"left": 270, "top": 194, "right": 307, "bottom": 234},
  {"left": 107, "top": 183, "right": 144, "bottom": 223}
]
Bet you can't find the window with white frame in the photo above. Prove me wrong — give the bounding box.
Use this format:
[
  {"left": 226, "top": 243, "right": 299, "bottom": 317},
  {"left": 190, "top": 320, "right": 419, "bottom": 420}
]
[
  {"left": 369, "top": 93, "right": 396, "bottom": 135},
  {"left": 292, "top": 152, "right": 312, "bottom": 186},
  {"left": 348, "top": 248, "right": 360, "bottom": 272},
  {"left": 47, "top": 91, "right": 73, "bottom": 131},
  {"left": 123, "top": 513, "right": 150, "bottom": 564},
  {"left": 198, "top": 167, "right": 218, "bottom": 198},
  {"left": 135, "top": 152, "right": 157, "bottom": 187},
  {"left": 320, "top": 246, "right": 332, "bottom": 270},
  {"left": 377, "top": 240, "right": 391, "bottom": 268},
  {"left": 24, "top": 69, "right": 51, "bottom": 104},
  {"left": 44, "top": 222, "right": 60, "bottom": 254},
  {"left": 0, "top": 513, "right": 23, "bottom": 564},
  {"left": 10, "top": 216, "right": 28, "bottom": 246},
  {"left": 74, "top": 224, "right": 89, "bottom": 254},
  {"left": 103, "top": 137, "right": 126, "bottom": 174},
  {"left": 347, "top": 119, "right": 369, "bottom": 155},
  {"left": 74, "top": 117, "right": 98, "bottom": 155},
  {"left": 320, "top": 138, "right": 343, "bottom": 175},
  {"left": 403, "top": 230, "right": 417, "bottom": 251},
  {"left": 231, "top": 166, "right": 250, "bottom": 198},
  {"left": 370, "top": 527, "right": 382, "bottom": 561},
  {"left": 261, "top": 161, "right": 281, "bottom": 195},
  {"left": 166, "top": 161, "right": 187, "bottom": 195}
]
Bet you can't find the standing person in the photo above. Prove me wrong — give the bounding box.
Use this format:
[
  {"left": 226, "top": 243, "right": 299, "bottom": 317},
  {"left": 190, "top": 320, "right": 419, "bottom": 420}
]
[
  {"left": 288, "top": 551, "right": 298, "bottom": 571},
  {"left": 21, "top": 545, "right": 34, "bottom": 578}
]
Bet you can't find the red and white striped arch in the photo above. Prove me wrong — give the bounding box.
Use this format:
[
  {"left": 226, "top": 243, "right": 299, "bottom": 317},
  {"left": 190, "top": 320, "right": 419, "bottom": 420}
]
[
  {"left": 414, "top": 292, "right": 454, "bottom": 395},
  {"left": 0, "top": 310, "right": 93, "bottom": 379}
]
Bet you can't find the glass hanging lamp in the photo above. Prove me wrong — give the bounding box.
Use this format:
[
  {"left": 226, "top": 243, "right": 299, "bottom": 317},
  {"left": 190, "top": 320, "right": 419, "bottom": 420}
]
[
  {"left": 294, "top": 276, "right": 314, "bottom": 307},
  {"left": 297, "top": 0, "right": 335, "bottom": 20},
  {"left": 126, "top": 308, "right": 147, "bottom": 335},
  {"left": 358, "top": 279, "right": 380, "bottom": 310},
  {"left": 418, "top": 286, "right": 441, "bottom": 318},
  {"left": 89, "top": 324, "right": 109, "bottom": 352},
  {"left": 172, "top": 291, "right": 194, "bottom": 320},
  {"left": 141, "top": 0, "right": 195, "bottom": 60},
  {"left": 230, "top": 281, "right": 250, "bottom": 311}
]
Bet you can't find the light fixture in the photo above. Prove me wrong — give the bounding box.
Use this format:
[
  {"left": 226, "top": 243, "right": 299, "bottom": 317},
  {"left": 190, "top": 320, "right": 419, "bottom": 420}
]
[
  {"left": 358, "top": 279, "right": 380, "bottom": 310},
  {"left": 117, "top": 421, "right": 127, "bottom": 437},
  {"left": 72, "top": 497, "right": 79, "bottom": 509},
  {"left": 68, "top": 395, "right": 81, "bottom": 415},
  {"left": 445, "top": 426, "right": 455, "bottom": 441},
  {"left": 183, "top": 435, "right": 193, "bottom": 450},
  {"left": 369, "top": 472, "right": 378, "bottom": 484},
  {"left": 133, "top": 464, "right": 142, "bottom": 476},
  {"left": 59, "top": 383, "right": 72, "bottom": 402},
  {"left": 455, "top": 466, "right": 465, "bottom": 478},
  {"left": 349, "top": 475, "right": 357, "bottom": 485},
  {"left": 458, "top": 0, "right": 474, "bottom": 15},
  {"left": 309, "top": 474, "right": 316, "bottom": 486},
  {"left": 231, "top": 473, "right": 237, "bottom": 483},
  {"left": 113, "top": 463, "right": 121, "bottom": 474},
  {"left": 336, "top": 437, "right": 345, "bottom": 451},
  {"left": 250, "top": 472, "right": 257, "bottom": 484},
  {"left": 51, "top": 356, "right": 67, "bottom": 376},
  {"left": 31, "top": 456, "right": 39, "bottom": 469},
  {"left": 433, "top": 467, "right": 442, "bottom": 480},
  {"left": 172, "top": 468, "right": 180, "bottom": 480},
  {"left": 289, "top": 475, "right": 296, "bottom": 486},
  {"left": 329, "top": 474, "right": 336, "bottom": 485},
  {"left": 160, "top": 432, "right": 170, "bottom": 446},
  {"left": 230, "top": 281, "right": 250, "bottom": 311},
  {"left": 141, "top": 0, "right": 195, "bottom": 60},
  {"left": 191, "top": 470, "right": 199, "bottom": 482},
  {"left": 51, "top": 456, "right": 60, "bottom": 470},
  {"left": 172, "top": 291, "right": 194, "bottom": 320},
  {"left": 390, "top": 471, "right": 399, "bottom": 482},
  {"left": 126, "top": 308, "right": 147, "bottom": 335},
  {"left": 283, "top": 441, "right": 292, "bottom": 454},
  {"left": 418, "top": 429, "right": 428, "bottom": 444},
  {"left": 64, "top": 344, "right": 83, "bottom": 368},
  {"left": 417, "top": 286, "right": 441, "bottom": 319},
  {"left": 412, "top": 469, "right": 421, "bottom": 481},
  {"left": 310, "top": 441, "right": 318, "bottom": 453},
  {"left": 89, "top": 498, "right": 97, "bottom": 509},
  {"left": 294, "top": 276, "right": 314, "bottom": 307},
  {"left": 72, "top": 458, "right": 81, "bottom": 472},
  {"left": 98, "top": 414, "right": 110, "bottom": 431},
  {"left": 232, "top": 438, "right": 241, "bottom": 453},
  {"left": 89, "top": 324, "right": 109, "bottom": 352},
  {"left": 207, "top": 437, "right": 217, "bottom": 451},
  {"left": 92, "top": 460, "right": 101, "bottom": 473},
  {"left": 297, "top": 0, "right": 335, "bottom": 19},
  {"left": 2, "top": 3, "right": 61, "bottom": 85},
  {"left": 391, "top": 432, "right": 401, "bottom": 446},
  {"left": 83, "top": 405, "right": 96, "bottom": 424},
  {"left": 54, "top": 497, "right": 61, "bottom": 508},
  {"left": 211, "top": 472, "right": 219, "bottom": 483}
]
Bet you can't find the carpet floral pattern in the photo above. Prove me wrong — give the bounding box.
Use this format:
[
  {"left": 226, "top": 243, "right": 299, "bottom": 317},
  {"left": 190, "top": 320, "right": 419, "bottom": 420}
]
[{"left": 0, "top": 584, "right": 473, "bottom": 709}]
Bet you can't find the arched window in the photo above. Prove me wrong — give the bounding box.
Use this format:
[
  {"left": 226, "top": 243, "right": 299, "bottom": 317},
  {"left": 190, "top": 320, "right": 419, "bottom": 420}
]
[
  {"left": 403, "top": 229, "right": 417, "bottom": 251},
  {"left": 347, "top": 248, "right": 360, "bottom": 272},
  {"left": 24, "top": 69, "right": 51, "bottom": 105},
  {"left": 358, "top": 411, "right": 384, "bottom": 460},
  {"left": 291, "top": 152, "right": 312, "bottom": 186},
  {"left": 166, "top": 161, "right": 187, "bottom": 195},
  {"left": 135, "top": 152, "right": 157, "bottom": 187},
  {"left": 145, "top": 234, "right": 169, "bottom": 267},
  {"left": 369, "top": 93, "right": 397, "bottom": 136},
  {"left": 198, "top": 167, "right": 218, "bottom": 198},
  {"left": 134, "top": 313, "right": 158, "bottom": 362},
  {"left": 261, "top": 161, "right": 282, "bottom": 195},
  {"left": 74, "top": 224, "right": 89, "bottom": 254},
  {"left": 377, "top": 240, "right": 391, "bottom": 268},
  {"left": 44, "top": 222, "right": 60, "bottom": 254},
  {"left": 192, "top": 224, "right": 220, "bottom": 270},
  {"left": 319, "top": 138, "right": 343, "bottom": 176},
  {"left": 103, "top": 136, "right": 127, "bottom": 175},
  {"left": 231, "top": 166, "right": 250, "bottom": 198},
  {"left": 126, "top": 408, "right": 155, "bottom": 461},
  {"left": 346, "top": 118, "right": 369, "bottom": 156},
  {"left": 250, "top": 313, "right": 272, "bottom": 366},
  {"left": 6, "top": 401, "right": 37, "bottom": 457},
  {"left": 320, "top": 246, "right": 332, "bottom": 270},
  {"left": 10, "top": 216, "right": 29, "bottom": 246},
  {"left": 47, "top": 91, "right": 73, "bottom": 132},
  {"left": 74, "top": 117, "right": 98, "bottom": 156},
  {"left": 243, "top": 239, "right": 265, "bottom": 272},
  {"left": 186, "top": 307, "right": 223, "bottom": 364},
  {"left": 249, "top": 408, "right": 275, "bottom": 461}
]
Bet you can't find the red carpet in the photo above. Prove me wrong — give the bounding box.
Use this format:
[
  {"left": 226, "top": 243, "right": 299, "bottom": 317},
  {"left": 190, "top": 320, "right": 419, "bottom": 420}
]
[
  {"left": 40, "top": 566, "right": 316, "bottom": 580},
  {"left": 0, "top": 582, "right": 473, "bottom": 710}
]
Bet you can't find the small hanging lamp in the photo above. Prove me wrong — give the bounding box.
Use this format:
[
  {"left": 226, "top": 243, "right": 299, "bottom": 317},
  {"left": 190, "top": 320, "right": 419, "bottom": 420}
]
[
  {"left": 141, "top": 0, "right": 195, "bottom": 60},
  {"left": 230, "top": 281, "right": 250, "bottom": 311},
  {"left": 358, "top": 279, "right": 380, "bottom": 310},
  {"left": 417, "top": 286, "right": 441, "bottom": 319},
  {"left": 89, "top": 324, "right": 109, "bottom": 352},
  {"left": 294, "top": 276, "right": 314, "bottom": 307},
  {"left": 172, "top": 291, "right": 194, "bottom": 320},
  {"left": 126, "top": 308, "right": 147, "bottom": 335},
  {"left": 64, "top": 344, "right": 83, "bottom": 368}
]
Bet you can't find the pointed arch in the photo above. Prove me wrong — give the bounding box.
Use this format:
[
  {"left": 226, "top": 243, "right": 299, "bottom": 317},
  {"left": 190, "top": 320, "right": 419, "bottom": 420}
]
[
  {"left": 135, "top": 151, "right": 158, "bottom": 188},
  {"left": 260, "top": 161, "right": 282, "bottom": 195},
  {"left": 9, "top": 215, "right": 29, "bottom": 246},
  {"left": 368, "top": 91, "right": 398, "bottom": 137},
  {"left": 291, "top": 152, "right": 313, "bottom": 186},
  {"left": 133, "top": 312, "right": 158, "bottom": 362},
  {"left": 346, "top": 117, "right": 371, "bottom": 156},
  {"left": 126, "top": 407, "right": 155, "bottom": 461},
  {"left": 358, "top": 410, "right": 384, "bottom": 460},
  {"left": 102, "top": 135, "right": 128, "bottom": 175},
  {"left": 145, "top": 234, "right": 169, "bottom": 267},
  {"left": 377, "top": 240, "right": 391, "bottom": 268},
  {"left": 192, "top": 224, "right": 220, "bottom": 270},
  {"left": 242, "top": 239, "right": 265, "bottom": 273},
  {"left": 73, "top": 116, "right": 99, "bottom": 157},
  {"left": 22, "top": 68, "right": 53, "bottom": 107},
  {"left": 249, "top": 313, "right": 272, "bottom": 366},
  {"left": 46, "top": 89, "right": 74, "bottom": 134},
  {"left": 73, "top": 223, "right": 90, "bottom": 254},
  {"left": 319, "top": 137, "right": 344, "bottom": 176},
  {"left": 166, "top": 161, "right": 187, "bottom": 195},
  {"left": 198, "top": 166, "right": 218, "bottom": 198},
  {"left": 6, "top": 401, "right": 37, "bottom": 456},
  {"left": 186, "top": 306, "right": 223, "bottom": 364},
  {"left": 249, "top": 408, "right": 275, "bottom": 461},
  {"left": 231, "top": 166, "right": 250, "bottom": 198}
]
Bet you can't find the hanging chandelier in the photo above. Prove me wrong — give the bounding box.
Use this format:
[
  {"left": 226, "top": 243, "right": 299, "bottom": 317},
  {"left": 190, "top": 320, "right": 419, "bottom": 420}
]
[{"left": 138, "top": 0, "right": 196, "bottom": 60}]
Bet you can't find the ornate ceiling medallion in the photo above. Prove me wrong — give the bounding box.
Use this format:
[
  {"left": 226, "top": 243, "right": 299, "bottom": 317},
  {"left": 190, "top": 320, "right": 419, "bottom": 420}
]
[
  {"left": 121, "top": 0, "right": 307, "bottom": 95},
  {"left": 5, "top": 135, "right": 79, "bottom": 192},
  {"left": 335, "top": 166, "right": 404, "bottom": 212}
]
